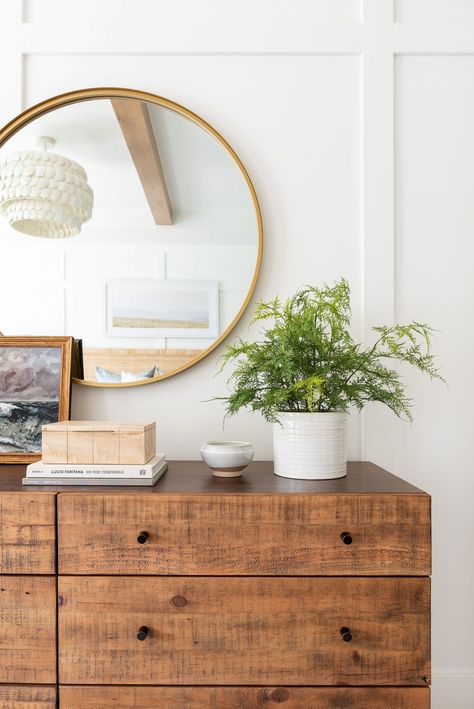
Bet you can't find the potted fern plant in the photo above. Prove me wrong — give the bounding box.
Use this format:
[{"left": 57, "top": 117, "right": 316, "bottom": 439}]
[{"left": 219, "top": 278, "right": 442, "bottom": 480}]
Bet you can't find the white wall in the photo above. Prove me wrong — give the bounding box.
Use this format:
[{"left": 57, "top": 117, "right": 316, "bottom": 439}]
[{"left": 1, "top": 1, "right": 473, "bottom": 705}]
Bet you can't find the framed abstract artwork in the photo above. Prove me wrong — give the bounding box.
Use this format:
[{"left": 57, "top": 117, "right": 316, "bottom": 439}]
[
  {"left": 0, "top": 336, "right": 73, "bottom": 463},
  {"left": 106, "top": 280, "right": 219, "bottom": 338}
]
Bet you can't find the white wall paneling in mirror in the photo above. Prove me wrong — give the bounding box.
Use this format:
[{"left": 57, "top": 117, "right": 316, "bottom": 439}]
[{"left": 1, "top": 3, "right": 473, "bottom": 704}]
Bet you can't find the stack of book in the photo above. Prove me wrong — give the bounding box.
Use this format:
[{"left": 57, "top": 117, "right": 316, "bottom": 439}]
[
  {"left": 23, "top": 453, "right": 167, "bottom": 486},
  {"left": 22, "top": 420, "right": 167, "bottom": 486}
]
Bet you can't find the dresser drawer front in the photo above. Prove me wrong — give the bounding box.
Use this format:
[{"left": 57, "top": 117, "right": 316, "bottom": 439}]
[
  {"left": 57, "top": 493, "right": 431, "bottom": 575},
  {"left": 59, "top": 686, "right": 430, "bottom": 709},
  {"left": 0, "top": 493, "right": 56, "bottom": 574},
  {"left": 58, "top": 576, "right": 430, "bottom": 686},
  {"left": 0, "top": 576, "right": 56, "bottom": 683},
  {"left": 0, "top": 686, "right": 56, "bottom": 708}
]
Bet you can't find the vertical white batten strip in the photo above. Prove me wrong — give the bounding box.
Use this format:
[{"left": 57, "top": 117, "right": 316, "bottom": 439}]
[
  {"left": 360, "top": 0, "right": 397, "bottom": 470},
  {"left": 0, "top": 2, "right": 24, "bottom": 124}
]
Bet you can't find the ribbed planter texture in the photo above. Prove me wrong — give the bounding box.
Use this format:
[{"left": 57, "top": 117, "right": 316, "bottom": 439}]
[{"left": 272, "top": 411, "right": 347, "bottom": 480}]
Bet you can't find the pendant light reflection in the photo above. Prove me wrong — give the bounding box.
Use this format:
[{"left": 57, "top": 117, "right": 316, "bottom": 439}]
[{"left": 0, "top": 136, "right": 93, "bottom": 238}]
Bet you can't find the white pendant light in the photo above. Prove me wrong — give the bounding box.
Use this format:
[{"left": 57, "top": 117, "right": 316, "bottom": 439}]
[{"left": 0, "top": 136, "right": 93, "bottom": 238}]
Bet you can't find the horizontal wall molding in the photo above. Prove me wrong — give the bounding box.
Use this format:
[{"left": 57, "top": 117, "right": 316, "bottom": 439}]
[
  {"left": 4, "top": 21, "right": 474, "bottom": 57},
  {"left": 14, "top": 22, "right": 365, "bottom": 56}
]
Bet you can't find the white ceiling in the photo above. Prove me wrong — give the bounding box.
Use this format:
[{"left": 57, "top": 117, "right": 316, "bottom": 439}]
[{"left": 0, "top": 97, "right": 257, "bottom": 243}]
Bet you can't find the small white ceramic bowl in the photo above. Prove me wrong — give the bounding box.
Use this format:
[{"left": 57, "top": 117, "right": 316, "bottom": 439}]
[{"left": 200, "top": 441, "right": 254, "bottom": 477}]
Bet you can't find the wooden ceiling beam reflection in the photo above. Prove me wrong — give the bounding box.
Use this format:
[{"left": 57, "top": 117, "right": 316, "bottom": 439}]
[{"left": 111, "top": 99, "right": 173, "bottom": 225}]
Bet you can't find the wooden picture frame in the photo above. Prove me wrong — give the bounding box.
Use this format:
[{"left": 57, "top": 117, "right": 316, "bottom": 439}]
[{"left": 0, "top": 336, "right": 73, "bottom": 464}]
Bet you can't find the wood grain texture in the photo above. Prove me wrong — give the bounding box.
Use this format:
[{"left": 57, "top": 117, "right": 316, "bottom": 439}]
[
  {"left": 119, "top": 428, "right": 155, "bottom": 465},
  {"left": 111, "top": 99, "right": 173, "bottom": 225},
  {"left": 82, "top": 347, "right": 202, "bottom": 381},
  {"left": 68, "top": 430, "right": 94, "bottom": 464},
  {"left": 93, "top": 430, "right": 120, "bottom": 464},
  {"left": 59, "top": 686, "right": 430, "bottom": 709},
  {"left": 0, "top": 461, "right": 429, "bottom": 494},
  {"left": 58, "top": 576, "right": 430, "bottom": 686},
  {"left": 0, "top": 493, "right": 56, "bottom": 573},
  {"left": 0, "top": 575, "right": 56, "bottom": 683},
  {"left": 0, "top": 686, "right": 56, "bottom": 708},
  {"left": 41, "top": 430, "right": 68, "bottom": 464},
  {"left": 57, "top": 492, "right": 431, "bottom": 575},
  {"left": 41, "top": 421, "right": 155, "bottom": 465}
]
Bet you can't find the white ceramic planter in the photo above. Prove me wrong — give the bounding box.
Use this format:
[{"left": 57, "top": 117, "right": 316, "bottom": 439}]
[{"left": 272, "top": 411, "right": 348, "bottom": 480}]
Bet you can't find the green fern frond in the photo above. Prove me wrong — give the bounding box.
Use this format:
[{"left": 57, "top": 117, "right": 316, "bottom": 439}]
[{"left": 216, "top": 278, "right": 444, "bottom": 423}]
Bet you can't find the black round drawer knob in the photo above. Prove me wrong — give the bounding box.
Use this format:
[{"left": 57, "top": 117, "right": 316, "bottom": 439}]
[
  {"left": 137, "top": 531, "right": 149, "bottom": 544},
  {"left": 137, "top": 625, "right": 149, "bottom": 641},
  {"left": 340, "top": 626, "right": 352, "bottom": 642},
  {"left": 340, "top": 532, "right": 353, "bottom": 545}
]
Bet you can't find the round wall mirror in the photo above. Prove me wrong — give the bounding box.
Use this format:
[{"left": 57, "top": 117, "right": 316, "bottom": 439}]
[{"left": 0, "top": 88, "right": 262, "bottom": 387}]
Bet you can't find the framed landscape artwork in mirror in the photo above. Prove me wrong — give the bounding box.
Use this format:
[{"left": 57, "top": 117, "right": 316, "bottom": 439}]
[
  {"left": 0, "top": 88, "right": 263, "bottom": 387},
  {"left": 105, "top": 280, "right": 219, "bottom": 339}
]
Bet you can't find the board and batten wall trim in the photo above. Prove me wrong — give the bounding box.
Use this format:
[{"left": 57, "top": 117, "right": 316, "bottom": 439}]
[{"left": 1, "top": 2, "right": 472, "bottom": 706}]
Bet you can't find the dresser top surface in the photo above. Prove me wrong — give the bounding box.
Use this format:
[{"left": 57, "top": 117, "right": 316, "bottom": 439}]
[{"left": 0, "top": 460, "right": 428, "bottom": 495}]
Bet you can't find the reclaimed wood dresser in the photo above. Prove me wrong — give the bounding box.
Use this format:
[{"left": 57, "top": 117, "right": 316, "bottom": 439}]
[{"left": 0, "top": 461, "right": 431, "bottom": 709}]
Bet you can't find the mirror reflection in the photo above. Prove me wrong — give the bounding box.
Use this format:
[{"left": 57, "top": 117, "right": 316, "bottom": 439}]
[{"left": 0, "top": 94, "right": 261, "bottom": 385}]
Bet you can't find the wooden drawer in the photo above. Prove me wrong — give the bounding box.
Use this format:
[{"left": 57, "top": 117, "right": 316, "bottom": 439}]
[
  {"left": 0, "top": 686, "right": 56, "bottom": 708},
  {"left": 57, "top": 493, "right": 431, "bottom": 575},
  {"left": 58, "top": 576, "right": 430, "bottom": 686},
  {"left": 59, "top": 686, "right": 430, "bottom": 708},
  {"left": 0, "top": 493, "right": 56, "bottom": 573},
  {"left": 0, "top": 576, "right": 56, "bottom": 683}
]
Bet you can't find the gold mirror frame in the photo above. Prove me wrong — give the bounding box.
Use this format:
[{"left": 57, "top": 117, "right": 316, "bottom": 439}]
[{"left": 0, "top": 87, "right": 263, "bottom": 388}]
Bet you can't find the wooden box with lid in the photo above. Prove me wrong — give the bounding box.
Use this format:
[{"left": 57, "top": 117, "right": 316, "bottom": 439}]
[{"left": 41, "top": 420, "right": 156, "bottom": 465}]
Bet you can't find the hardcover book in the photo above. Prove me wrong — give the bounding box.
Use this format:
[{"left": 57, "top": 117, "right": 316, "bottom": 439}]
[
  {"left": 23, "top": 462, "right": 168, "bottom": 486},
  {"left": 25, "top": 453, "right": 166, "bottom": 479}
]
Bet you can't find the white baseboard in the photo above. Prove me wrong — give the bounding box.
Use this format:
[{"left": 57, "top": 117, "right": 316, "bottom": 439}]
[{"left": 432, "top": 671, "right": 474, "bottom": 709}]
